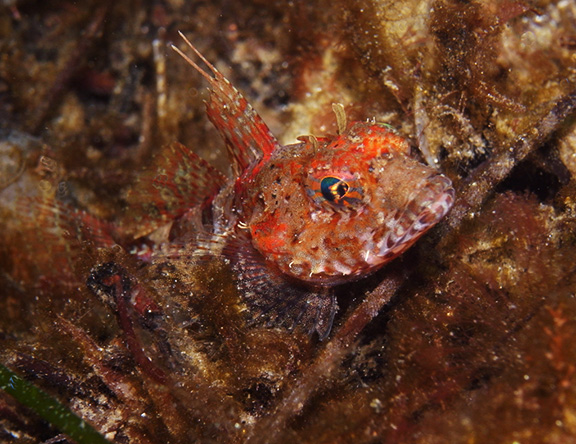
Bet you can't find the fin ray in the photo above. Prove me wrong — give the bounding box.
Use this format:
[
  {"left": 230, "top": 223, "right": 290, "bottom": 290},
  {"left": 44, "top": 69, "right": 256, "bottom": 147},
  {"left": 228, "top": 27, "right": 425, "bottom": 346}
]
[
  {"left": 125, "top": 141, "right": 226, "bottom": 238},
  {"left": 223, "top": 232, "right": 337, "bottom": 338},
  {"left": 173, "top": 32, "right": 280, "bottom": 177}
]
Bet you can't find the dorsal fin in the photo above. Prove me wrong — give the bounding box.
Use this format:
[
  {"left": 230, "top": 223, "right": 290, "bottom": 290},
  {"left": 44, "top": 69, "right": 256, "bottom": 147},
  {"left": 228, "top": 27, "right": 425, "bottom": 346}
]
[
  {"left": 125, "top": 141, "right": 226, "bottom": 238},
  {"left": 172, "top": 31, "right": 280, "bottom": 178}
]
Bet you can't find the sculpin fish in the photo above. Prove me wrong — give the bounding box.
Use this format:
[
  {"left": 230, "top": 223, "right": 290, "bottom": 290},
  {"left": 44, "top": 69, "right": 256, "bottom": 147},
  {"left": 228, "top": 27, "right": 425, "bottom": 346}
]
[{"left": 134, "top": 32, "right": 454, "bottom": 339}]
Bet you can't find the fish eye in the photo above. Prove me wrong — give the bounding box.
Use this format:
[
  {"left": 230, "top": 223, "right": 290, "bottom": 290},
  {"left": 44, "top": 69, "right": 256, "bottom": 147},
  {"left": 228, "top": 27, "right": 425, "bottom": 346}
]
[
  {"left": 307, "top": 174, "right": 364, "bottom": 210},
  {"left": 321, "top": 176, "right": 350, "bottom": 203}
]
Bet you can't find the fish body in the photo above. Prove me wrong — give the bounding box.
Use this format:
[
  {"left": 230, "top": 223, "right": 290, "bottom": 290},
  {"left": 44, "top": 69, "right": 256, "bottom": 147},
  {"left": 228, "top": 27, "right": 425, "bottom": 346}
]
[
  {"left": 243, "top": 122, "right": 454, "bottom": 286},
  {"left": 143, "top": 33, "right": 455, "bottom": 338}
]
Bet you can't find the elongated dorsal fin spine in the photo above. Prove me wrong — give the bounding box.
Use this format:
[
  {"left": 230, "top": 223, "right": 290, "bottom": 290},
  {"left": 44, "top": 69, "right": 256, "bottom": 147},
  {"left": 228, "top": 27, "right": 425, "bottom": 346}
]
[{"left": 172, "top": 31, "right": 280, "bottom": 178}]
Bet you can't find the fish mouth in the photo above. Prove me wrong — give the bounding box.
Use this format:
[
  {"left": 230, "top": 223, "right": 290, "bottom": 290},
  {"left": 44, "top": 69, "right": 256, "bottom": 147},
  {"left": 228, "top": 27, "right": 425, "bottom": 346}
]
[{"left": 376, "top": 172, "right": 455, "bottom": 258}]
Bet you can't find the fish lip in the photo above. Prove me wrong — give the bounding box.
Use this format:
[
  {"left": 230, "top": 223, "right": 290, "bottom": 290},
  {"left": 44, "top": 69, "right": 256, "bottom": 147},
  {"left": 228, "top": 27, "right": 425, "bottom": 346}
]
[
  {"left": 407, "top": 172, "right": 455, "bottom": 226},
  {"left": 376, "top": 172, "right": 454, "bottom": 258},
  {"left": 421, "top": 172, "right": 455, "bottom": 219}
]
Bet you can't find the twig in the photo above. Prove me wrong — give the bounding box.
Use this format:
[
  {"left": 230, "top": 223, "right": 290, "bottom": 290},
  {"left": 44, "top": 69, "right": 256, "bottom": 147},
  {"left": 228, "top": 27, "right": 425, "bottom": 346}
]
[
  {"left": 246, "top": 271, "right": 404, "bottom": 443},
  {"left": 441, "top": 88, "right": 576, "bottom": 236}
]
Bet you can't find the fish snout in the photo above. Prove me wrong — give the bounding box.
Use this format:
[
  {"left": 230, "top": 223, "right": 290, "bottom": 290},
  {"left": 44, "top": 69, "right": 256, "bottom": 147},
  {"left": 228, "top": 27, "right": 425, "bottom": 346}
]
[
  {"left": 376, "top": 172, "right": 454, "bottom": 258},
  {"left": 416, "top": 173, "right": 455, "bottom": 227}
]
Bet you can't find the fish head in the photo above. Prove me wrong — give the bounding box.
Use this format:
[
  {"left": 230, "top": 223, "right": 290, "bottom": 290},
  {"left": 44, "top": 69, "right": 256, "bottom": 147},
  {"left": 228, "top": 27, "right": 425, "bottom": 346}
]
[{"left": 246, "top": 122, "right": 455, "bottom": 286}]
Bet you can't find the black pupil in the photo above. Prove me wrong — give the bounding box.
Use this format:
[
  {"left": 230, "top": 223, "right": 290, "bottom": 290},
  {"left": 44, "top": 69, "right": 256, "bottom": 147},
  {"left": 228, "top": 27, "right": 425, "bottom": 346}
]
[{"left": 321, "top": 177, "right": 349, "bottom": 202}]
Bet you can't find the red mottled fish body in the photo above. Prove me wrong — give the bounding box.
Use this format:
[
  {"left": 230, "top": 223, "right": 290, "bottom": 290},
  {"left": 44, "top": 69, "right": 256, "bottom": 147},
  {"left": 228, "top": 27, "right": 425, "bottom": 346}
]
[
  {"left": 140, "top": 33, "right": 456, "bottom": 338},
  {"left": 244, "top": 123, "right": 453, "bottom": 286}
]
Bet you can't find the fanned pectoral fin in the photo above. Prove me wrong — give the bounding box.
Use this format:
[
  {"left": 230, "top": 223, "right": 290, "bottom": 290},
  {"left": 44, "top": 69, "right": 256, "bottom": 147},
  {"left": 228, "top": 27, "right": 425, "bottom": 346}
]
[
  {"left": 224, "top": 233, "right": 338, "bottom": 339},
  {"left": 238, "top": 266, "right": 337, "bottom": 340},
  {"left": 152, "top": 229, "right": 337, "bottom": 339}
]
